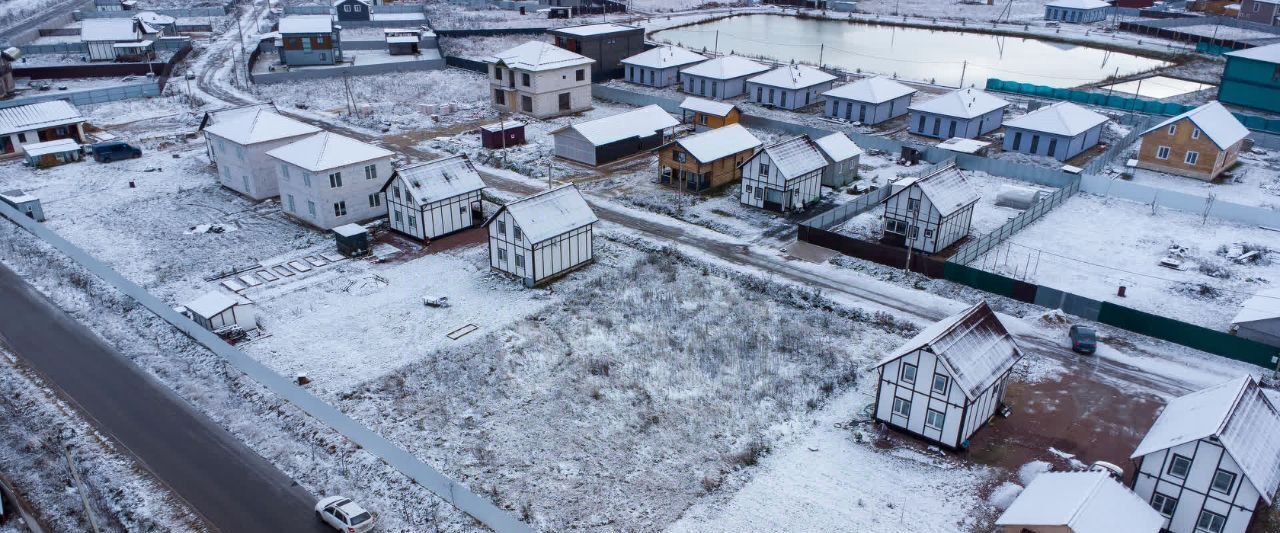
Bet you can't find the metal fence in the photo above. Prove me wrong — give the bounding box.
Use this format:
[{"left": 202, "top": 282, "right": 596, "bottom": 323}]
[
  {"left": 948, "top": 177, "right": 1081, "bottom": 265},
  {"left": 799, "top": 186, "right": 891, "bottom": 230},
  {"left": 251, "top": 57, "right": 445, "bottom": 83},
  {"left": 1082, "top": 114, "right": 1153, "bottom": 175},
  {"left": 75, "top": 6, "right": 230, "bottom": 18}
]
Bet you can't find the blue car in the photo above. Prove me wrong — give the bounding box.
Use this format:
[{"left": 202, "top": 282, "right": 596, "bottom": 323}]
[
  {"left": 1069, "top": 325, "right": 1097, "bottom": 355},
  {"left": 87, "top": 141, "right": 141, "bottom": 163}
]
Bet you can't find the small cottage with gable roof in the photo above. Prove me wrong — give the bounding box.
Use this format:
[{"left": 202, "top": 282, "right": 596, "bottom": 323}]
[
  {"left": 873, "top": 300, "right": 1023, "bottom": 449},
  {"left": 621, "top": 45, "right": 707, "bottom": 88},
  {"left": 1001, "top": 101, "right": 1110, "bottom": 161},
  {"left": 678, "top": 97, "right": 740, "bottom": 132},
  {"left": 996, "top": 471, "right": 1164, "bottom": 533},
  {"left": 1136, "top": 101, "right": 1249, "bottom": 181},
  {"left": 657, "top": 123, "right": 761, "bottom": 192},
  {"left": 823, "top": 76, "right": 917, "bottom": 125},
  {"left": 813, "top": 132, "right": 863, "bottom": 188},
  {"left": 882, "top": 164, "right": 980, "bottom": 254},
  {"left": 745, "top": 64, "right": 837, "bottom": 110},
  {"left": 908, "top": 88, "right": 1009, "bottom": 139},
  {"left": 382, "top": 154, "right": 486, "bottom": 241},
  {"left": 738, "top": 134, "right": 827, "bottom": 212},
  {"left": 486, "top": 185, "right": 598, "bottom": 287}
]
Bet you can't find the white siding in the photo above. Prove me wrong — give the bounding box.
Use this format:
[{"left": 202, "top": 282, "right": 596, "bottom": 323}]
[
  {"left": 488, "top": 209, "right": 594, "bottom": 287},
  {"left": 206, "top": 131, "right": 317, "bottom": 200},
  {"left": 875, "top": 349, "right": 969, "bottom": 448},
  {"left": 385, "top": 176, "right": 485, "bottom": 241},
  {"left": 883, "top": 183, "right": 974, "bottom": 254},
  {"left": 625, "top": 65, "right": 680, "bottom": 88},
  {"left": 738, "top": 150, "right": 823, "bottom": 212},
  {"left": 275, "top": 154, "right": 394, "bottom": 229},
  {"left": 489, "top": 63, "right": 593, "bottom": 119},
  {"left": 680, "top": 73, "right": 753, "bottom": 100},
  {"left": 826, "top": 94, "right": 913, "bottom": 125},
  {"left": 1133, "top": 439, "right": 1261, "bottom": 533},
  {"left": 746, "top": 81, "right": 833, "bottom": 110},
  {"left": 552, "top": 128, "right": 598, "bottom": 166}
]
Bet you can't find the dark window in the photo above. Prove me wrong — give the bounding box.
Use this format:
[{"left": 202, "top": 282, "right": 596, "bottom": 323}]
[
  {"left": 932, "top": 374, "right": 949, "bottom": 395},
  {"left": 521, "top": 72, "right": 530, "bottom": 86},
  {"left": 1047, "top": 138, "right": 1058, "bottom": 157},
  {"left": 1168, "top": 454, "right": 1192, "bottom": 479},
  {"left": 1211, "top": 469, "right": 1237, "bottom": 494},
  {"left": 917, "top": 114, "right": 926, "bottom": 132},
  {"left": 900, "top": 362, "right": 917, "bottom": 383},
  {"left": 891, "top": 397, "right": 910, "bottom": 417},
  {"left": 521, "top": 95, "right": 533, "bottom": 113},
  {"left": 494, "top": 88, "right": 505, "bottom": 105},
  {"left": 1150, "top": 492, "right": 1177, "bottom": 517},
  {"left": 1012, "top": 131, "right": 1022, "bottom": 149},
  {"left": 1196, "top": 510, "right": 1226, "bottom": 533},
  {"left": 931, "top": 118, "right": 940, "bottom": 136},
  {"left": 576, "top": 69, "right": 585, "bottom": 81},
  {"left": 558, "top": 92, "right": 571, "bottom": 111},
  {"left": 947, "top": 121, "right": 956, "bottom": 138},
  {"left": 1030, "top": 135, "right": 1040, "bottom": 153}
]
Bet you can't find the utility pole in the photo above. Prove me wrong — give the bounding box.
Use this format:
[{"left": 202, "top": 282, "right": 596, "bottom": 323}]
[
  {"left": 958, "top": 60, "right": 968, "bottom": 88},
  {"left": 818, "top": 43, "right": 824, "bottom": 67},
  {"left": 546, "top": 158, "right": 553, "bottom": 190},
  {"left": 714, "top": 30, "right": 719, "bottom": 56},
  {"left": 1104, "top": 66, "right": 1120, "bottom": 100}
]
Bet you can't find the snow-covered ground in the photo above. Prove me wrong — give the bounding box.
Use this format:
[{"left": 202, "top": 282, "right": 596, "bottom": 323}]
[{"left": 1108, "top": 146, "right": 1280, "bottom": 210}]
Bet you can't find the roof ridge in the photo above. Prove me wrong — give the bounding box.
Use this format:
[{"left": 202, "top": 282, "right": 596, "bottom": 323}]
[{"left": 1065, "top": 473, "right": 1108, "bottom": 527}]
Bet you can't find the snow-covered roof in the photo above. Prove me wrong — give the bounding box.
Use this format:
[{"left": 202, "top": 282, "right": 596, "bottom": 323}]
[
  {"left": 480, "top": 121, "right": 523, "bottom": 133},
  {"left": 203, "top": 108, "right": 319, "bottom": 146},
  {"left": 552, "top": 22, "right": 640, "bottom": 37},
  {"left": 909, "top": 88, "right": 1010, "bottom": 119},
  {"left": 389, "top": 155, "right": 486, "bottom": 206},
  {"left": 0, "top": 100, "right": 84, "bottom": 136},
  {"left": 1046, "top": 0, "right": 1111, "bottom": 8},
  {"left": 185, "top": 291, "right": 238, "bottom": 319},
  {"left": 81, "top": 18, "right": 139, "bottom": 42},
  {"left": 621, "top": 46, "right": 707, "bottom": 70},
  {"left": 492, "top": 185, "right": 597, "bottom": 244},
  {"left": 21, "top": 138, "right": 80, "bottom": 156},
  {"left": 679, "top": 55, "right": 770, "bottom": 80},
  {"left": 551, "top": 105, "right": 678, "bottom": 146},
  {"left": 874, "top": 301, "right": 1023, "bottom": 401},
  {"left": 937, "top": 137, "right": 991, "bottom": 154},
  {"left": 1142, "top": 102, "right": 1249, "bottom": 150},
  {"left": 332, "top": 223, "right": 367, "bottom": 238},
  {"left": 893, "top": 165, "right": 981, "bottom": 217},
  {"left": 673, "top": 124, "right": 761, "bottom": 164},
  {"left": 1003, "top": 102, "right": 1110, "bottom": 137},
  {"left": 1131, "top": 375, "right": 1280, "bottom": 504},
  {"left": 747, "top": 64, "right": 837, "bottom": 90},
  {"left": 0, "top": 190, "right": 36, "bottom": 204},
  {"left": 488, "top": 40, "right": 593, "bottom": 72},
  {"left": 266, "top": 131, "right": 393, "bottom": 172},
  {"left": 1226, "top": 43, "right": 1280, "bottom": 64},
  {"left": 134, "top": 11, "right": 175, "bottom": 25},
  {"left": 113, "top": 40, "right": 154, "bottom": 48},
  {"left": 278, "top": 15, "right": 334, "bottom": 35},
  {"left": 386, "top": 36, "right": 418, "bottom": 44},
  {"left": 334, "top": 0, "right": 370, "bottom": 5},
  {"left": 996, "top": 472, "right": 1163, "bottom": 533},
  {"left": 1233, "top": 288, "right": 1280, "bottom": 324},
  {"left": 813, "top": 132, "right": 863, "bottom": 163},
  {"left": 760, "top": 135, "right": 827, "bottom": 180},
  {"left": 679, "top": 96, "right": 735, "bottom": 117},
  {"left": 823, "top": 76, "right": 917, "bottom": 104}
]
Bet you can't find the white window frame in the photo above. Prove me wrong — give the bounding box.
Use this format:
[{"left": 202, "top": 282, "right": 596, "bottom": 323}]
[
  {"left": 1185, "top": 151, "right": 1200, "bottom": 165},
  {"left": 329, "top": 172, "right": 343, "bottom": 188},
  {"left": 924, "top": 408, "right": 945, "bottom": 430},
  {"left": 1168, "top": 454, "right": 1192, "bottom": 479},
  {"left": 1211, "top": 469, "right": 1236, "bottom": 494},
  {"left": 1156, "top": 146, "right": 1171, "bottom": 160},
  {"left": 280, "top": 164, "right": 290, "bottom": 180},
  {"left": 891, "top": 397, "right": 911, "bottom": 418},
  {"left": 1167, "top": 124, "right": 1177, "bottom": 135},
  {"left": 287, "top": 194, "right": 296, "bottom": 212},
  {"left": 497, "top": 248, "right": 507, "bottom": 262},
  {"left": 334, "top": 201, "right": 347, "bottom": 217},
  {"left": 1196, "top": 510, "right": 1226, "bottom": 533},
  {"left": 900, "top": 362, "right": 917, "bottom": 384},
  {"left": 1191, "top": 128, "right": 1201, "bottom": 140},
  {"left": 364, "top": 164, "right": 377, "bottom": 180},
  {"left": 307, "top": 200, "right": 316, "bottom": 216},
  {"left": 368, "top": 193, "right": 380, "bottom": 207},
  {"left": 931, "top": 373, "right": 949, "bottom": 396},
  {"left": 1151, "top": 492, "right": 1177, "bottom": 518}
]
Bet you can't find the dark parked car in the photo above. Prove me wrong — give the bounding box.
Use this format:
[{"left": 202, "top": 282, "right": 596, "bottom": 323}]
[
  {"left": 1069, "top": 325, "right": 1097, "bottom": 354},
  {"left": 87, "top": 141, "right": 142, "bottom": 163}
]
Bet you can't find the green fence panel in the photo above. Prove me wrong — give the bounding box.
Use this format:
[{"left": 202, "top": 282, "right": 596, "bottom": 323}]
[
  {"left": 1097, "top": 303, "right": 1279, "bottom": 368},
  {"left": 1242, "top": 115, "right": 1268, "bottom": 130},
  {"left": 943, "top": 263, "right": 1019, "bottom": 299},
  {"left": 986, "top": 78, "right": 1002, "bottom": 90}
]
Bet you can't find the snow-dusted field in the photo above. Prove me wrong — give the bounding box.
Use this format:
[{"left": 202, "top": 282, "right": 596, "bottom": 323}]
[{"left": 1111, "top": 147, "right": 1280, "bottom": 210}]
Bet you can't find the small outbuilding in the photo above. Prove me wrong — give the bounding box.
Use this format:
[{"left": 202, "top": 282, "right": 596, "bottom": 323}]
[
  {"left": 657, "top": 123, "right": 761, "bottom": 192},
  {"left": 621, "top": 45, "right": 707, "bottom": 88},
  {"left": 384, "top": 28, "right": 423, "bottom": 55},
  {"left": 872, "top": 300, "right": 1023, "bottom": 449},
  {"left": 1136, "top": 101, "right": 1249, "bottom": 182},
  {"left": 335, "top": 0, "right": 371, "bottom": 22},
  {"left": 486, "top": 184, "right": 598, "bottom": 287},
  {"left": 881, "top": 164, "right": 979, "bottom": 254},
  {"left": 678, "top": 97, "right": 740, "bottom": 132},
  {"left": 550, "top": 105, "right": 678, "bottom": 166},
  {"left": 180, "top": 291, "right": 253, "bottom": 333},
  {"left": 1231, "top": 288, "right": 1280, "bottom": 347},
  {"left": 1001, "top": 102, "right": 1110, "bottom": 161},
  {"left": 332, "top": 223, "right": 370, "bottom": 257},
  {"left": 996, "top": 471, "right": 1164, "bottom": 533},
  {"left": 1044, "top": 0, "right": 1111, "bottom": 23},
  {"left": 813, "top": 132, "right": 863, "bottom": 188},
  {"left": 738, "top": 134, "right": 827, "bottom": 212},
  {"left": 0, "top": 190, "right": 44, "bottom": 221},
  {"left": 21, "top": 138, "right": 82, "bottom": 168},
  {"left": 823, "top": 76, "right": 917, "bottom": 125},
  {"left": 382, "top": 154, "right": 487, "bottom": 241},
  {"left": 479, "top": 121, "right": 526, "bottom": 149},
  {"left": 745, "top": 64, "right": 837, "bottom": 110},
  {"left": 908, "top": 88, "right": 1010, "bottom": 140},
  {"left": 679, "top": 55, "right": 770, "bottom": 100}
]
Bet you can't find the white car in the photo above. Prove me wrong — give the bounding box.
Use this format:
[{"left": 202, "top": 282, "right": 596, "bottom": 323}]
[{"left": 315, "top": 496, "right": 376, "bottom": 532}]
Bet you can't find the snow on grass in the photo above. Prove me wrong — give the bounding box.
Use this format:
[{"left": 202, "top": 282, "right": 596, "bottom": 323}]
[
  {"left": 440, "top": 33, "right": 541, "bottom": 62},
  {"left": 1111, "top": 147, "right": 1280, "bottom": 211}
]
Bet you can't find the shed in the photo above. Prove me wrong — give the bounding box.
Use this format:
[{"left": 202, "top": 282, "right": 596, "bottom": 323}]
[
  {"left": 550, "top": 105, "right": 678, "bottom": 166},
  {"left": 1044, "top": 0, "right": 1112, "bottom": 22},
  {"left": 21, "top": 138, "right": 82, "bottom": 168},
  {"left": 678, "top": 96, "right": 740, "bottom": 132},
  {"left": 872, "top": 300, "right": 1023, "bottom": 449},
  {"left": 738, "top": 134, "right": 827, "bottom": 212},
  {"left": 277, "top": 15, "right": 340, "bottom": 66},
  {"left": 745, "top": 64, "right": 837, "bottom": 110},
  {"left": 679, "top": 55, "right": 770, "bottom": 100},
  {"left": 881, "top": 164, "right": 979, "bottom": 254},
  {"left": 181, "top": 291, "right": 252, "bottom": 332},
  {"left": 333, "top": 223, "right": 370, "bottom": 257},
  {"left": 382, "top": 154, "right": 487, "bottom": 241},
  {"left": 1232, "top": 288, "right": 1280, "bottom": 347},
  {"left": 486, "top": 185, "right": 598, "bottom": 287},
  {"left": 908, "top": 88, "right": 1010, "bottom": 139},
  {"left": 479, "top": 121, "right": 526, "bottom": 149},
  {"left": 1219, "top": 43, "right": 1280, "bottom": 114},
  {"left": 335, "top": 0, "right": 371, "bottom": 21},
  {"left": 384, "top": 28, "right": 422, "bottom": 55},
  {"left": 813, "top": 132, "right": 863, "bottom": 188},
  {"left": 823, "top": 76, "right": 917, "bottom": 125},
  {"left": 657, "top": 123, "right": 762, "bottom": 192},
  {"left": 1002, "top": 102, "right": 1110, "bottom": 161},
  {"left": 621, "top": 45, "right": 707, "bottom": 88},
  {"left": 996, "top": 472, "right": 1164, "bottom": 533},
  {"left": 0, "top": 189, "right": 44, "bottom": 221}
]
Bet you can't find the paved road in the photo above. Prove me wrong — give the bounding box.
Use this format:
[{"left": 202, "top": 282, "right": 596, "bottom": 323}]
[{"left": 0, "top": 263, "right": 328, "bottom": 533}]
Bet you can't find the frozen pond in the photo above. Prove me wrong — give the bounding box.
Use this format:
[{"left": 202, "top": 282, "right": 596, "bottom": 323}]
[
  {"left": 651, "top": 15, "right": 1170, "bottom": 88},
  {"left": 1099, "top": 75, "right": 1213, "bottom": 99}
]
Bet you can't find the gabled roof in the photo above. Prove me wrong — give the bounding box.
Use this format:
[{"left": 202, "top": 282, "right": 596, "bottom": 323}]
[
  {"left": 81, "top": 18, "right": 140, "bottom": 42},
  {"left": 1046, "top": 0, "right": 1111, "bottom": 8},
  {"left": 1131, "top": 375, "right": 1280, "bottom": 504},
  {"left": 888, "top": 165, "right": 980, "bottom": 217},
  {"left": 487, "top": 41, "right": 593, "bottom": 72},
  {"left": 1233, "top": 288, "right": 1280, "bottom": 324},
  {"left": 1142, "top": 102, "right": 1249, "bottom": 150},
  {"left": 747, "top": 64, "right": 837, "bottom": 90},
  {"left": 909, "top": 88, "right": 1010, "bottom": 119},
  {"left": 487, "top": 185, "right": 597, "bottom": 245},
  {"left": 996, "top": 472, "right": 1163, "bottom": 533},
  {"left": 758, "top": 135, "right": 827, "bottom": 180},
  {"left": 813, "top": 132, "right": 863, "bottom": 163},
  {"left": 679, "top": 96, "right": 736, "bottom": 117},
  {"left": 203, "top": 109, "right": 320, "bottom": 145},
  {"left": 1003, "top": 102, "right": 1110, "bottom": 137},
  {"left": 278, "top": 15, "right": 333, "bottom": 34},
  {"left": 874, "top": 301, "right": 1023, "bottom": 401},
  {"left": 185, "top": 291, "right": 239, "bottom": 319},
  {"left": 550, "top": 105, "right": 678, "bottom": 146},
  {"left": 266, "top": 131, "right": 393, "bottom": 172},
  {"left": 621, "top": 46, "right": 707, "bottom": 70},
  {"left": 823, "top": 76, "right": 917, "bottom": 104},
  {"left": 670, "top": 124, "right": 761, "bottom": 164},
  {"left": 551, "top": 22, "right": 641, "bottom": 37},
  {"left": 384, "top": 155, "right": 486, "bottom": 206},
  {"left": 333, "top": 0, "right": 370, "bottom": 6},
  {"left": 1226, "top": 42, "right": 1280, "bottom": 64},
  {"left": 679, "top": 55, "right": 770, "bottom": 80},
  {"left": 0, "top": 100, "right": 84, "bottom": 136}
]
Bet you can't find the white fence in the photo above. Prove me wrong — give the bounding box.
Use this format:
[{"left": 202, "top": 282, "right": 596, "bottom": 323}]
[{"left": 1081, "top": 174, "right": 1280, "bottom": 228}]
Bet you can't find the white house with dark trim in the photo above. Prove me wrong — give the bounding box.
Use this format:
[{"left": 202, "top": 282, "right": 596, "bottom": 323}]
[
  {"left": 679, "top": 55, "right": 770, "bottom": 100},
  {"left": 996, "top": 471, "right": 1164, "bottom": 533},
  {"left": 908, "top": 88, "right": 1010, "bottom": 139},
  {"left": 203, "top": 108, "right": 320, "bottom": 200},
  {"left": 745, "top": 64, "right": 837, "bottom": 110},
  {"left": 813, "top": 132, "right": 863, "bottom": 188},
  {"left": 486, "top": 185, "right": 598, "bottom": 287},
  {"left": 823, "top": 76, "right": 917, "bottom": 125},
  {"left": 738, "top": 135, "right": 827, "bottom": 212},
  {"left": 621, "top": 45, "right": 706, "bottom": 88},
  {"left": 266, "top": 132, "right": 394, "bottom": 229},
  {"left": 1002, "top": 102, "right": 1110, "bottom": 161},
  {"left": 872, "top": 300, "right": 1023, "bottom": 450},
  {"left": 1130, "top": 375, "right": 1280, "bottom": 533},
  {"left": 1231, "top": 288, "right": 1280, "bottom": 347},
  {"left": 882, "top": 164, "right": 980, "bottom": 254},
  {"left": 382, "top": 154, "right": 486, "bottom": 241},
  {"left": 551, "top": 104, "right": 678, "bottom": 166}
]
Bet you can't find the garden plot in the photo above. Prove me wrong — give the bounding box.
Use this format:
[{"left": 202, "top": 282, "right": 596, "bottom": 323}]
[
  {"left": 440, "top": 33, "right": 541, "bottom": 62},
  {"left": 1111, "top": 146, "right": 1280, "bottom": 210},
  {"left": 974, "top": 192, "right": 1280, "bottom": 330}
]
